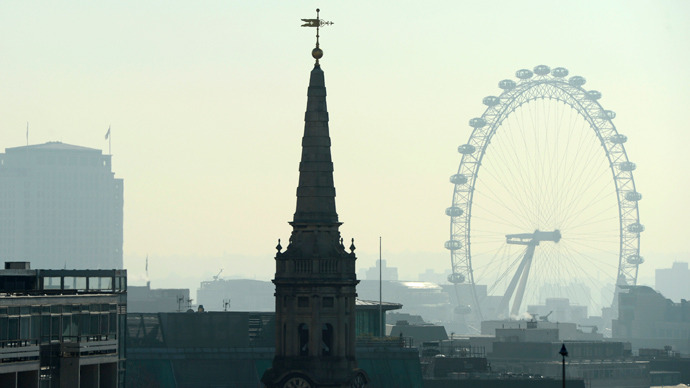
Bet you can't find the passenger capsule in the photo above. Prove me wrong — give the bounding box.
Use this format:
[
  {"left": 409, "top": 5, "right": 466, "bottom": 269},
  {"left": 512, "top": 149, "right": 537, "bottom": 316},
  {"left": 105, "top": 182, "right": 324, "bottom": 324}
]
[
  {"left": 604, "top": 110, "right": 616, "bottom": 119},
  {"left": 626, "top": 255, "right": 645, "bottom": 265},
  {"left": 448, "top": 272, "right": 466, "bottom": 284},
  {"left": 586, "top": 90, "right": 602, "bottom": 100},
  {"left": 619, "top": 161, "right": 636, "bottom": 172},
  {"left": 445, "top": 206, "right": 464, "bottom": 217},
  {"left": 552, "top": 67, "right": 569, "bottom": 78},
  {"left": 483, "top": 96, "right": 500, "bottom": 106},
  {"left": 469, "top": 118, "right": 486, "bottom": 128},
  {"left": 449, "top": 174, "right": 469, "bottom": 185},
  {"left": 498, "top": 79, "right": 516, "bottom": 90},
  {"left": 533, "top": 65, "right": 550, "bottom": 76},
  {"left": 458, "top": 144, "right": 476, "bottom": 154},
  {"left": 609, "top": 134, "right": 628, "bottom": 144},
  {"left": 627, "top": 223, "right": 645, "bottom": 234},
  {"left": 445, "top": 240, "right": 462, "bottom": 250},
  {"left": 625, "top": 191, "right": 642, "bottom": 201},
  {"left": 568, "top": 76, "right": 586, "bottom": 87},
  {"left": 516, "top": 69, "right": 533, "bottom": 79}
]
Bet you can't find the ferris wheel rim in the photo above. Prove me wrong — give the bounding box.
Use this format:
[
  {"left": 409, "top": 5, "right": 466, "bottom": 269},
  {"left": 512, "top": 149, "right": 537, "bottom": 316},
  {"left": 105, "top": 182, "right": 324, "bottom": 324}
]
[{"left": 447, "top": 65, "right": 643, "bottom": 320}]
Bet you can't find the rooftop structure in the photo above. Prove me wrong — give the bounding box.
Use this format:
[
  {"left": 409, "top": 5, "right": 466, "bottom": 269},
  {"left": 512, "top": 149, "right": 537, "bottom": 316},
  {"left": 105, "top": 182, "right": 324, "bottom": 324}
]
[
  {"left": 0, "top": 142, "right": 123, "bottom": 269},
  {"left": 0, "top": 262, "right": 127, "bottom": 387}
]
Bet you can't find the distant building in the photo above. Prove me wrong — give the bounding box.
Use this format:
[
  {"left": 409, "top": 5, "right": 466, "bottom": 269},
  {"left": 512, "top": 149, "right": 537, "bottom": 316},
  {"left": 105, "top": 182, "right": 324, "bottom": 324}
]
[
  {"left": 613, "top": 285, "right": 690, "bottom": 353},
  {"left": 655, "top": 262, "right": 690, "bottom": 302},
  {"left": 359, "top": 259, "right": 399, "bottom": 281},
  {"left": 358, "top": 280, "right": 452, "bottom": 323},
  {"left": 527, "top": 297, "right": 588, "bottom": 324},
  {"left": 0, "top": 142, "right": 123, "bottom": 269},
  {"left": 0, "top": 262, "right": 127, "bottom": 387},
  {"left": 128, "top": 283, "right": 190, "bottom": 313},
  {"left": 418, "top": 268, "right": 450, "bottom": 284},
  {"left": 196, "top": 278, "right": 273, "bottom": 312}
]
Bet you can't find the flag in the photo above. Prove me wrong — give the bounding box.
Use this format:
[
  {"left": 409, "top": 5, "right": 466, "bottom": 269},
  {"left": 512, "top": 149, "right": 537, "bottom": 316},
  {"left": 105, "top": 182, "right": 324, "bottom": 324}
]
[
  {"left": 105, "top": 126, "right": 111, "bottom": 140},
  {"left": 145, "top": 255, "right": 148, "bottom": 272}
]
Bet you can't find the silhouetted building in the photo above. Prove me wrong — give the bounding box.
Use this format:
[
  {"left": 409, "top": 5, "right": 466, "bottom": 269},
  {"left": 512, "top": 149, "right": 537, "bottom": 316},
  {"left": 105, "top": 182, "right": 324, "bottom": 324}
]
[
  {"left": 127, "top": 310, "right": 422, "bottom": 388},
  {"left": 0, "top": 262, "right": 127, "bottom": 387},
  {"left": 260, "top": 31, "right": 368, "bottom": 387},
  {"left": 655, "top": 262, "right": 690, "bottom": 302},
  {"left": 0, "top": 142, "right": 123, "bottom": 269},
  {"left": 613, "top": 285, "right": 690, "bottom": 353}
]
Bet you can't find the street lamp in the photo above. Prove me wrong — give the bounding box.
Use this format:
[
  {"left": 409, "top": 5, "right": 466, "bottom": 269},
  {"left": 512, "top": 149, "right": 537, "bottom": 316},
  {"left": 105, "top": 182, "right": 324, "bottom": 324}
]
[{"left": 559, "top": 343, "right": 568, "bottom": 388}]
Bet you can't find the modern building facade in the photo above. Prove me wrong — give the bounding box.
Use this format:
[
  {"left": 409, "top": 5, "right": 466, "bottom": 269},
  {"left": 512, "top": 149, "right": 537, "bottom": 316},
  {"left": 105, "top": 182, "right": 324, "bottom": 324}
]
[
  {"left": 655, "top": 262, "right": 690, "bottom": 302},
  {"left": 261, "top": 21, "right": 368, "bottom": 387},
  {"left": 0, "top": 262, "right": 127, "bottom": 388},
  {"left": 0, "top": 142, "right": 123, "bottom": 269}
]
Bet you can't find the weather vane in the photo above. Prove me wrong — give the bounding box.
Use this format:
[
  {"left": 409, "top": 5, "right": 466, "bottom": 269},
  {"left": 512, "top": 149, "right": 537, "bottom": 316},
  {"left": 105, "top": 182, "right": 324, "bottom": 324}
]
[{"left": 301, "top": 8, "right": 333, "bottom": 64}]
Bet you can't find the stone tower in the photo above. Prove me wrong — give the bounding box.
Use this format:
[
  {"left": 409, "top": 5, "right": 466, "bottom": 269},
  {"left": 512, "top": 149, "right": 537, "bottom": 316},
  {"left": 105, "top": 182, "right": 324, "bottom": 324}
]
[{"left": 261, "top": 11, "right": 368, "bottom": 388}]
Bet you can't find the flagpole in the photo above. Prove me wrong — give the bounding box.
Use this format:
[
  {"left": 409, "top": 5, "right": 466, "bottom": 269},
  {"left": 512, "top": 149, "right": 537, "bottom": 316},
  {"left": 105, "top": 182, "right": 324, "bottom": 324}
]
[
  {"left": 26, "top": 122, "right": 29, "bottom": 146},
  {"left": 105, "top": 125, "right": 112, "bottom": 155}
]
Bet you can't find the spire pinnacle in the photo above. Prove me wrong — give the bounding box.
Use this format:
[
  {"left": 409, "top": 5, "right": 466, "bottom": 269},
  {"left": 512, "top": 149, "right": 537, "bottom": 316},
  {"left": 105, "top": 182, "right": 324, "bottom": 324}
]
[{"left": 301, "top": 8, "right": 333, "bottom": 64}]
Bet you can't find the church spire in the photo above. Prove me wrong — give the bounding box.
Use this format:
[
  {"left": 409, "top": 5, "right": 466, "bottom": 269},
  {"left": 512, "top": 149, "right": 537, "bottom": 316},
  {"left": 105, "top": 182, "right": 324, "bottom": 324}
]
[
  {"left": 293, "top": 9, "right": 337, "bottom": 225},
  {"left": 263, "top": 11, "right": 368, "bottom": 387}
]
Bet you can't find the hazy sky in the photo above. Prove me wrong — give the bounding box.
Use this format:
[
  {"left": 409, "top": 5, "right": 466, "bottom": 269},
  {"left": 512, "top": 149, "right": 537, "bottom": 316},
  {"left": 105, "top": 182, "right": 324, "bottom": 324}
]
[{"left": 1, "top": 1, "right": 689, "bottom": 291}]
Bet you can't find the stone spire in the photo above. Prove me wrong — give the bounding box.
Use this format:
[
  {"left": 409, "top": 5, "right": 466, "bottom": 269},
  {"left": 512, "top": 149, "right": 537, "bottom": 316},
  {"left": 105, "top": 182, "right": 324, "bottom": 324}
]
[{"left": 292, "top": 64, "right": 339, "bottom": 225}]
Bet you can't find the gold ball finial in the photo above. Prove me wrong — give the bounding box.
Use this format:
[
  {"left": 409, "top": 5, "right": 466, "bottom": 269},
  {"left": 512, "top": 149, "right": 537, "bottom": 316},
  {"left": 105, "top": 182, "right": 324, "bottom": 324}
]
[{"left": 312, "top": 47, "right": 323, "bottom": 60}]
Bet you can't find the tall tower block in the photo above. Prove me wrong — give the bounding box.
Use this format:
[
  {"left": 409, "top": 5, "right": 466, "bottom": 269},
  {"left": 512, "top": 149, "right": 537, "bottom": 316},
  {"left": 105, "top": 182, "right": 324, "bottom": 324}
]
[{"left": 261, "top": 10, "right": 368, "bottom": 388}]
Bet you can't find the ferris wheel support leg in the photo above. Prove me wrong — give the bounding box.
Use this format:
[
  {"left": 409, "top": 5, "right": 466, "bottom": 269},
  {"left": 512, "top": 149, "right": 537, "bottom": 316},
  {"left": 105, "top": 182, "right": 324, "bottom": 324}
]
[{"left": 511, "top": 245, "right": 536, "bottom": 317}]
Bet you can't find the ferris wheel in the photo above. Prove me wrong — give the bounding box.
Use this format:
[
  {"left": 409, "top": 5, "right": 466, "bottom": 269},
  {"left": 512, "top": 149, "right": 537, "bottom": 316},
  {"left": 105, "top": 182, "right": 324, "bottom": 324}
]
[{"left": 446, "top": 65, "right": 643, "bottom": 321}]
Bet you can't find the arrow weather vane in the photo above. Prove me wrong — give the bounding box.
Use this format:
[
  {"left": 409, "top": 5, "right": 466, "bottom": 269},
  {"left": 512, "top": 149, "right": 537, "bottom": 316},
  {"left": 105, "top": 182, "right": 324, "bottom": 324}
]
[{"left": 301, "top": 8, "right": 333, "bottom": 64}]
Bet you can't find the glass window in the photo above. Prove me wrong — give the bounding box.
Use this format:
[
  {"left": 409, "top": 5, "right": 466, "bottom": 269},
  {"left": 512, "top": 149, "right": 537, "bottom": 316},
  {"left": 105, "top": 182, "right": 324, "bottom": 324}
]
[
  {"left": 64, "top": 277, "right": 76, "bottom": 290},
  {"left": 75, "top": 277, "right": 86, "bottom": 290},
  {"left": 44, "top": 277, "right": 61, "bottom": 290},
  {"left": 99, "top": 277, "right": 113, "bottom": 290},
  {"left": 322, "top": 297, "right": 334, "bottom": 308},
  {"left": 8, "top": 318, "right": 19, "bottom": 340}
]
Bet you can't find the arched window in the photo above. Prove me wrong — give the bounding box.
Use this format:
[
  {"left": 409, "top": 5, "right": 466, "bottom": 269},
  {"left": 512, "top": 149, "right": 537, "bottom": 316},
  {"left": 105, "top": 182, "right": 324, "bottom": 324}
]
[
  {"left": 322, "top": 323, "right": 333, "bottom": 356},
  {"left": 298, "top": 323, "right": 309, "bottom": 356}
]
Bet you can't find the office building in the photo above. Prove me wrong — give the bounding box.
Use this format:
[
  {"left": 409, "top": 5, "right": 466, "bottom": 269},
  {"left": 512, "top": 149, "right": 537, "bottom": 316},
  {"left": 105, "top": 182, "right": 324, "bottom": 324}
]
[
  {"left": 0, "top": 261, "right": 127, "bottom": 388},
  {"left": 0, "top": 142, "right": 123, "bottom": 269}
]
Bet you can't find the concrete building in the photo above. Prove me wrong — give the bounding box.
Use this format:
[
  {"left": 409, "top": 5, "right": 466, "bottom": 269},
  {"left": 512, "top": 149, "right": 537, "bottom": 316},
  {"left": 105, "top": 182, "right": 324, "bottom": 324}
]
[
  {"left": 655, "top": 262, "right": 690, "bottom": 302},
  {"left": 0, "top": 142, "right": 123, "bottom": 269},
  {"left": 261, "top": 33, "right": 368, "bottom": 387},
  {"left": 613, "top": 285, "right": 690, "bottom": 353},
  {"left": 0, "top": 262, "right": 127, "bottom": 388}
]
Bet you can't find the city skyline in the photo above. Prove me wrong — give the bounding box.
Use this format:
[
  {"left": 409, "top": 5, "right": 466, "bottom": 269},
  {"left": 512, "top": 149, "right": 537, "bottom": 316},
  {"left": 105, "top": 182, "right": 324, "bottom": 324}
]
[{"left": 1, "top": 2, "right": 689, "bottom": 294}]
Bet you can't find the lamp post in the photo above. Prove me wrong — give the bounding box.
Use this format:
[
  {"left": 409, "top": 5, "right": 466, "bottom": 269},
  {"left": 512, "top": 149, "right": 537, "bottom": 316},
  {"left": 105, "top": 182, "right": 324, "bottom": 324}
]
[{"left": 559, "top": 343, "right": 568, "bottom": 388}]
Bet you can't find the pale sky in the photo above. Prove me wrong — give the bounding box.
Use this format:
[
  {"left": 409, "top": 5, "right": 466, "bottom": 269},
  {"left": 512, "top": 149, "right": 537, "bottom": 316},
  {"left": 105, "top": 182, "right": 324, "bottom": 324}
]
[{"left": 1, "top": 1, "right": 689, "bottom": 293}]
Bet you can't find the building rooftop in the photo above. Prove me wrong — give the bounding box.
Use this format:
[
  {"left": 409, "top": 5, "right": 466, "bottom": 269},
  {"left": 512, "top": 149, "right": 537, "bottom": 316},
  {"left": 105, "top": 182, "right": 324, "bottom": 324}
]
[{"left": 5, "top": 141, "right": 101, "bottom": 153}]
